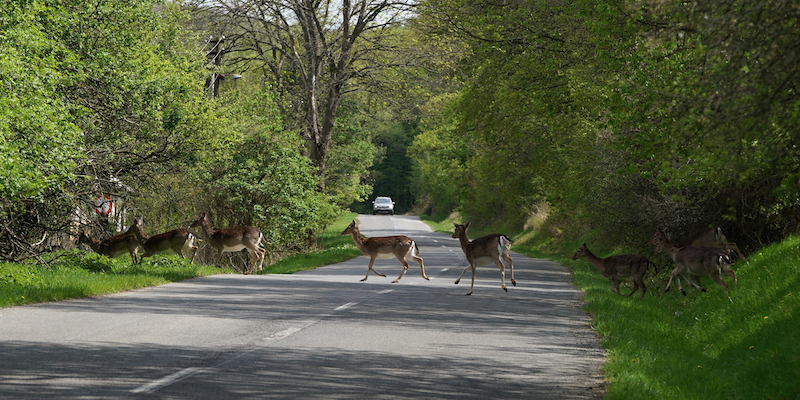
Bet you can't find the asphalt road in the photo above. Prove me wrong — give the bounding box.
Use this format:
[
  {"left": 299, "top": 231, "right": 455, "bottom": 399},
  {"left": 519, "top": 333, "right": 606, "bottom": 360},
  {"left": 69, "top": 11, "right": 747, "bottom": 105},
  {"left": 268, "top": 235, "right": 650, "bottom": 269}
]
[{"left": 0, "top": 215, "right": 604, "bottom": 399}]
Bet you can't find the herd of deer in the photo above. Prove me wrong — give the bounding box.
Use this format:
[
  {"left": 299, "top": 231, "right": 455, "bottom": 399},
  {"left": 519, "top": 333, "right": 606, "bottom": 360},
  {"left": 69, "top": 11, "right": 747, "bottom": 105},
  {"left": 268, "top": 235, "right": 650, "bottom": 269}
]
[
  {"left": 77, "top": 213, "right": 269, "bottom": 275},
  {"left": 341, "top": 219, "right": 747, "bottom": 297},
  {"left": 77, "top": 213, "right": 745, "bottom": 297},
  {"left": 572, "top": 227, "right": 745, "bottom": 298}
]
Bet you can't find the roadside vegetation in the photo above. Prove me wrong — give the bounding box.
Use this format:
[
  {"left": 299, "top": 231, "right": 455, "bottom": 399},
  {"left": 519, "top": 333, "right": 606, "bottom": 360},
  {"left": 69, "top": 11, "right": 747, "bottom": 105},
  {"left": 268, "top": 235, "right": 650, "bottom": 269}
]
[
  {"left": 0, "top": 253, "right": 230, "bottom": 308},
  {"left": 555, "top": 236, "right": 798, "bottom": 400}
]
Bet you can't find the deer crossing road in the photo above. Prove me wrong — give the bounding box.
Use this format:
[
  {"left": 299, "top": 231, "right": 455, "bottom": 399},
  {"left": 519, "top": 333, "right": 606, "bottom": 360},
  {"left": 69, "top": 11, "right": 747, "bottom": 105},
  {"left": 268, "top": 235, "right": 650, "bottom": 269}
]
[{"left": 0, "top": 215, "right": 604, "bottom": 399}]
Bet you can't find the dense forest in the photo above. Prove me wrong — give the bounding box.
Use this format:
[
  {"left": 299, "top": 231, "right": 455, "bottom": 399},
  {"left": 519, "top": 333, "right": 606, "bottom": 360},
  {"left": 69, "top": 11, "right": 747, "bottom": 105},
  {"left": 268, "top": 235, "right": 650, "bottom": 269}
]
[{"left": 2, "top": 0, "right": 798, "bottom": 263}]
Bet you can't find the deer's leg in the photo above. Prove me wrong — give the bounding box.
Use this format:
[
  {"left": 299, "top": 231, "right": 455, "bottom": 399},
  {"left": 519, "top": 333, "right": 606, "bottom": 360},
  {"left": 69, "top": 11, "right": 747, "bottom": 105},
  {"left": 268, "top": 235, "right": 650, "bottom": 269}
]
[
  {"left": 503, "top": 252, "right": 515, "bottom": 286},
  {"left": 635, "top": 274, "right": 647, "bottom": 298},
  {"left": 362, "top": 257, "right": 386, "bottom": 281},
  {"left": 466, "top": 263, "right": 476, "bottom": 295},
  {"left": 682, "top": 274, "right": 706, "bottom": 292},
  {"left": 411, "top": 255, "right": 429, "bottom": 280},
  {"left": 665, "top": 266, "right": 682, "bottom": 293},
  {"left": 724, "top": 268, "right": 737, "bottom": 286},
  {"left": 494, "top": 260, "right": 507, "bottom": 292},
  {"left": 455, "top": 265, "right": 470, "bottom": 285},
  {"left": 171, "top": 243, "right": 185, "bottom": 259},
  {"left": 624, "top": 279, "right": 636, "bottom": 297},
  {"left": 610, "top": 278, "right": 622, "bottom": 295},
  {"left": 392, "top": 262, "right": 410, "bottom": 283},
  {"left": 139, "top": 252, "right": 154, "bottom": 263},
  {"left": 188, "top": 245, "right": 198, "bottom": 265},
  {"left": 244, "top": 249, "right": 257, "bottom": 275},
  {"left": 626, "top": 275, "right": 645, "bottom": 298},
  {"left": 710, "top": 274, "right": 729, "bottom": 296},
  {"left": 254, "top": 246, "right": 266, "bottom": 272},
  {"left": 392, "top": 250, "right": 411, "bottom": 283},
  {"left": 675, "top": 271, "right": 689, "bottom": 296},
  {"left": 215, "top": 249, "right": 225, "bottom": 268}
]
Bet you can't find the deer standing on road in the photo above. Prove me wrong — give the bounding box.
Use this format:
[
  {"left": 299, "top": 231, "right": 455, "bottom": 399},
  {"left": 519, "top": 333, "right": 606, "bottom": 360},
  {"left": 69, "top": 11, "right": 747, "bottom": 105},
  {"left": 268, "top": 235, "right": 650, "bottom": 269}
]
[
  {"left": 452, "top": 222, "right": 515, "bottom": 295},
  {"left": 341, "top": 220, "right": 429, "bottom": 283}
]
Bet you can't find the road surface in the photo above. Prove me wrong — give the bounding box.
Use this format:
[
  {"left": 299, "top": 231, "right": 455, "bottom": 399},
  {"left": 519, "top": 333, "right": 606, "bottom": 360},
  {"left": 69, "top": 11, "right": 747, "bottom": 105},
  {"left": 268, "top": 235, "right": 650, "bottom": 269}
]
[{"left": 0, "top": 215, "right": 604, "bottom": 399}]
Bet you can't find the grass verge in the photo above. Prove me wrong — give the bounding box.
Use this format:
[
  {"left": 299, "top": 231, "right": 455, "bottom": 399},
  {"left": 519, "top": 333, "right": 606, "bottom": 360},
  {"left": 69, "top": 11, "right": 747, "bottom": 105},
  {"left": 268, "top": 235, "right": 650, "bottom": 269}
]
[
  {"left": 565, "top": 237, "right": 800, "bottom": 400},
  {"left": 1, "top": 252, "right": 229, "bottom": 307}
]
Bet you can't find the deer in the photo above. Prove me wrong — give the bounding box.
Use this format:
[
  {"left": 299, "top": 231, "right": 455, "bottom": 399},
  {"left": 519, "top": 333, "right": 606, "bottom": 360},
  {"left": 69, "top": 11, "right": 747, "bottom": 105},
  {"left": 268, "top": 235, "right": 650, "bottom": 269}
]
[
  {"left": 77, "top": 226, "right": 141, "bottom": 263},
  {"left": 451, "top": 222, "right": 515, "bottom": 295},
  {"left": 650, "top": 229, "right": 737, "bottom": 296},
  {"left": 571, "top": 243, "right": 655, "bottom": 299},
  {"left": 341, "top": 220, "right": 429, "bottom": 283},
  {"left": 128, "top": 218, "right": 199, "bottom": 264},
  {"left": 189, "top": 213, "right": 268, "bottom": 275},
  {"left": 676, "top": 226, "right": 747, "bottom": 261}
]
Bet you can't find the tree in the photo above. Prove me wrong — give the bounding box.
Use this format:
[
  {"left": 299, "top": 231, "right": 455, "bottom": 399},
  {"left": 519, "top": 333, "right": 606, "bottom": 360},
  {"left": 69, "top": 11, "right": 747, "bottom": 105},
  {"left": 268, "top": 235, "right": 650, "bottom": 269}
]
[
  {"left": 192, "top": 81, "right": 338, "bottom": 254},
  {"left": 186, "top": 0, "right": 419, "bottom": 192},
  {"left": 615, "top": 0, "right": 800, "bottom": 244},
  {"left": 409, "top": 0, "right": 800, "bottom": 251},
  {"left": 0, "top": 0, "right": 222, "bottom": 260},
  {"left": 412, "top": 0, "right": 602, "bottom": 227}
]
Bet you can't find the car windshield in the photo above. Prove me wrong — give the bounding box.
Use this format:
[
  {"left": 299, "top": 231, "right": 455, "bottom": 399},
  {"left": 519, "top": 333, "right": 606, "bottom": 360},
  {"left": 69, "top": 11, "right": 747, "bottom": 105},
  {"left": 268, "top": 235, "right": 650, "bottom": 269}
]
[{"left": 375, "top": 198, "right": 391, "bottom": 204}]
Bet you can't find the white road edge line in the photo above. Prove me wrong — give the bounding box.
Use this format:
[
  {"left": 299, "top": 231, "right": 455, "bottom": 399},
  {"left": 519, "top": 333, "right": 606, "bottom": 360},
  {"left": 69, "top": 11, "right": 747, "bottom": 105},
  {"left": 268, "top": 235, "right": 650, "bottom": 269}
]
[
  {"left": 265, "top": 326, "right": 305, "bottom": 342},
  {"left": 377, "top": 289, "right": 394, "bottom": 294},
  {"left": 335, "top": 302, "right": 358, "bottom": 311},
  {"left": 131, "top": 367, "right": 204, "bottom": 394}
]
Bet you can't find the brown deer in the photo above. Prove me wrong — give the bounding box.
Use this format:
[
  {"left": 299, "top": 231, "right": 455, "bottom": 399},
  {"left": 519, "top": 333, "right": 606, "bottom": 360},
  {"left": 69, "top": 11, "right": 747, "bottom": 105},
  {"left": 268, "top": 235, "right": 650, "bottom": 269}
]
[
  {"left": 452, "top": 222, "right": 515, "bottom": 295},
  {"left": 189, "top": 213, "right": 268, "bottom": 275},
  {"left": 341, "top": 220, "right": 429, "bottom": 283},
  {"left": 128, "top": 218, "right": 199, "bottom": 264},
  {"left": 77, "top": 226, "right": 140, "bottom": 263},
  {"left": 571, "top": 243, "right": 655, "bottom": 299},
  {"left": 676, "top": 226, "right": 747, "bottom": 261},
  {"left": 650, "top": 229, "right": 737, "bottom": 296}
]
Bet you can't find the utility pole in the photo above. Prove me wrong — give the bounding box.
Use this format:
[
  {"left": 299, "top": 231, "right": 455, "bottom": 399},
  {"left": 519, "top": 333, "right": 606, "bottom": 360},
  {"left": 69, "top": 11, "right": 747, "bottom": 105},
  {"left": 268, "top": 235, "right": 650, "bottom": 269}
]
[{"left": 205, "top": 36, "right": 224, "bottom": 98}]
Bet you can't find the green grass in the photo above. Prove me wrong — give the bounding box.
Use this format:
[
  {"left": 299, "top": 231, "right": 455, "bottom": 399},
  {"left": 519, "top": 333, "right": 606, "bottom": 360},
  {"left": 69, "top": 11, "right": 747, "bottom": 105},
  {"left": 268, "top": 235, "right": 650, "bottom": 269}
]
[
  {"left": 524, "top": 237, "right": 799, "bottom": 399},
  {"left": 1, "top": 251, "right": 229, "bottom": 307},
  {"left": 418, "top": 218, "right": 800, "bottom": 399}
]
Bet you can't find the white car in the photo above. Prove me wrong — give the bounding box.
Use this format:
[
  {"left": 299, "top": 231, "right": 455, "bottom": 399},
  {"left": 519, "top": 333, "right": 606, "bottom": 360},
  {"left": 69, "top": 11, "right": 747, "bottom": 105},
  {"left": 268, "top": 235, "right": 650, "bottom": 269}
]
[{"left": 372, "top": 197, "right": 395, "bottom": 215}]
